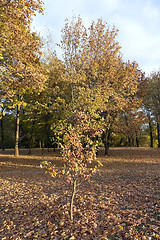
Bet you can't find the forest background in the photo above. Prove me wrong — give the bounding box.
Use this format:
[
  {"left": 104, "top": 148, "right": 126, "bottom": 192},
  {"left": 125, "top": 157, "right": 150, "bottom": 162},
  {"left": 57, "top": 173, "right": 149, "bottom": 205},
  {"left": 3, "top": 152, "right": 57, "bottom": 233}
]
[{"left": 0, "top": 0, "right": 160, "bottom": 156}]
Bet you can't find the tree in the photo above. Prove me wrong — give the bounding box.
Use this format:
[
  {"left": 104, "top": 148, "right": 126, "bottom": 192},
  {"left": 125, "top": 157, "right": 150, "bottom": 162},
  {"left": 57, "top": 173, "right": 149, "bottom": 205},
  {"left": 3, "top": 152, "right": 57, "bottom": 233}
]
[
  {"left": 59, "top": 16, "right": 142, "bottom": 154},
  {"left": 142, "top": 71, "right": 160, "bottom": 147},
  {"left": 0, "top": 103, "right": 5, "bottom": 150},
  {"left": 22, "top": 53, "right": 67, "bottom": 154},
  {"left": 148, "top": 71, "right": 160, "bottom": 147},
  {"left": 0, "top": 110, "right": 15, "bottom": 149},
  {"left": 114, "top": 109, "right": 146, "bottom": 147},
  {"left": 42, "top": 111, "right": 102, "bottom": 221},
  {"left": 0, "top": 0, "right": 47, "bottom": 156}
]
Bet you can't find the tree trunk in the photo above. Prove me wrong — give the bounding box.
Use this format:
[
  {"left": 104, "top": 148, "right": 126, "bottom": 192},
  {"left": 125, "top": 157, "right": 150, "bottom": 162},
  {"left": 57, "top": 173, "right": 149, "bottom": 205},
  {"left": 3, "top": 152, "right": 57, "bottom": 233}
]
[
  {"left": 28, "top": 120, "right": 35, "bottom": 155},
  {"left": 53, "top": 142, "right": 56, "bottom": 152},
  {"left": 102, "top": 130, "right": 110, "bottom": 156},
  {"left": 15, "top": 105, "right": 20, "bottom": 156},
  {"left": 136, "top": 134, "right": 139, "bottom": 147},
  {"left": 157, "top": 122, "right": 160, "bottom": 148},
  {"left": 42, "top": 119, "right": 48, "bottom": 155},
  {"left": 104, "top": 140, "right": 109, "bottom": 155},
  {"left": 128, "top": 137, "right": 131, "bottom": 147},
  {"left": 148, "top": 119, "right": 153, "bottom": 148},
  {"left": 28, "top": 141, "right": 32, "bottom": 155},
  {"left": 70, "top": 178, "right": 76, "bottom": 221},
  {"left": 42, "top": 137, "right": 45, "bottom": 156},
  {"left": 102, "top": 131, "right": 107, "bottom": 155},
  {"left": 47, "top": 145, "right": 50, "bottom": 152},
  {"left": 105, "top": 135, "right": 110, "bottom": 155},
  {"left": 107, "top": 134, "right": 110, "bottom": 155},
  {"left": 1, "top": 106, "right": 4, "bottom": 150}
]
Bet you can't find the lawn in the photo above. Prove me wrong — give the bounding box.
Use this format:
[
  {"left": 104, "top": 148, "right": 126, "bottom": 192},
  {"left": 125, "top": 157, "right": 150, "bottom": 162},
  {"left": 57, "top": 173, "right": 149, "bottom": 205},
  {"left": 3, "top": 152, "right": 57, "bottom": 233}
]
[{"left": 0, "top": 148, "right": 160, "bottom": 240}]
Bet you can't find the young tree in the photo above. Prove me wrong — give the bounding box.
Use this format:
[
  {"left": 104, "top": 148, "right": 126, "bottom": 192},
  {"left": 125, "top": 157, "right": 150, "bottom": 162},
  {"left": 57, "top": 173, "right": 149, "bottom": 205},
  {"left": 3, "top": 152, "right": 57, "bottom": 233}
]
[{"left": 42, "top": 111, "right": 102, "bottom": 221}]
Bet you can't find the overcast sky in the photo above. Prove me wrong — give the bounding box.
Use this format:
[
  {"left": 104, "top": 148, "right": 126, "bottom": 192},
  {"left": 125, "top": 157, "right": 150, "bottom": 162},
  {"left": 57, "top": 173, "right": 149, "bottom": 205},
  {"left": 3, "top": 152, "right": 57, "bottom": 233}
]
[{"left": 32, "top": 0, "right": 160, "bottom": 76}]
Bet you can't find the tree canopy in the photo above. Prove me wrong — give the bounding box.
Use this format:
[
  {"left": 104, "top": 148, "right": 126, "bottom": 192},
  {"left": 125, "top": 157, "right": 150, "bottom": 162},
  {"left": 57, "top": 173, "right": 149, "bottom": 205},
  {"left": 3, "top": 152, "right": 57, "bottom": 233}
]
[{"left": 0, "top": 13, "right": 159, "bottom": 153}]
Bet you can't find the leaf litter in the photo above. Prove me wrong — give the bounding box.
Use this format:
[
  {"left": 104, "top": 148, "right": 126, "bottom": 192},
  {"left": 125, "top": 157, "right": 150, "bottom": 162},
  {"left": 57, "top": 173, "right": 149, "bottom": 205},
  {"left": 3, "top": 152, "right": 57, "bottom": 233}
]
[{"left": 0, "top": 147, "right": 159, "bottom": 239}]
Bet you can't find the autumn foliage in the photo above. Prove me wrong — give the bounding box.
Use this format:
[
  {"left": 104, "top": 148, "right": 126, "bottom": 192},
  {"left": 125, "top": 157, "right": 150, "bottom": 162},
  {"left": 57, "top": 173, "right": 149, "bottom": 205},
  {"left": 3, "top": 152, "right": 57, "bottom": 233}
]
[
  {"left": 0, "top": 3, "right": 160, "bottom": 239},
  {"left": 0, "top": 0, "right": 47, "bottom": 156},
  {"left": 42, "top": 111, "right": 102, "bottom": 221}
]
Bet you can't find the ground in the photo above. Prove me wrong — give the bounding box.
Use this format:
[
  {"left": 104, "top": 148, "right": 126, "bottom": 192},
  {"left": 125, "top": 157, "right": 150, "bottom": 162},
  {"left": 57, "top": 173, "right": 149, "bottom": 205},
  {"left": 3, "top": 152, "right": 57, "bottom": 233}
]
[{"left": 0, "top": 147, "right": 160, "bottom": 240}]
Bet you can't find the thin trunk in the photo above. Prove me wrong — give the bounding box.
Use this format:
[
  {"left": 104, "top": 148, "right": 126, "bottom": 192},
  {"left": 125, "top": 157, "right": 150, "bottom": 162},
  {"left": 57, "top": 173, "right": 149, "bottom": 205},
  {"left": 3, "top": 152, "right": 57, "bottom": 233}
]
[
  {"left": 128, "top": 137, "right": 131, "bottom": 147},
  {"left": 104, "top": 140, "right": 108, "bottom": 155},
  {"left": 15, "top": 105, "right": 20, "bottom": 156},
  {"left": 136, "top": 134, "right": 139, "bottom": 147},
  {"left": 157, "top": 122, "right": 160, "bottom": 148},
  {"left": 28, "top": 142, "right": 32, "bottom": 155},
  {"left": 1, "top": 107, "right": 4, "bottom": 150},
  {"left": 39, "top": 141, "right": 42, "bottom": 149},
  {"left": 42, "top": 119, "right": 48, "bottom": 155},
  {"left": 70, "top": 178, "right": 76, "bottom": 221},
  {"left": 119, "top": 138, "right": 123, "bottom": 146},
  {"left": 96, "top": 145, "right": 99, "bottom": 156},
  {"left": 102, "top": 131, "right": 107, "bottom": 155},
  {"left": 102, "top": 130, "right": 110, "bottom": 156},
  {"left": 148, "top": 119, "right": 153, "bottom": 148},
  {"left": 28, "top": 120, "right": 35, "bottom": 155},
  {"left": 53, "top": 142, "right": 56, "bottom": 152},
  {"left": 42, "top": 137, "right": 45, "bottom": 156},
  {"left": 106, "top": 132, "right": 110, "bottom": 155},
  {"left": 95, "top": 135, "right": 99, "bottom": 156},
  {"left": 104, "top": 135, "right": 110, "bottom": 155}
]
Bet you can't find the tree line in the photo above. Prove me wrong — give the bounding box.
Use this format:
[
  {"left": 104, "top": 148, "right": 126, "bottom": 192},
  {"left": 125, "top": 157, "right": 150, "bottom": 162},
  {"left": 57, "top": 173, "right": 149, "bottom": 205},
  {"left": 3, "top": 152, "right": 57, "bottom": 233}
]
[{"left": 0, "top": 1, "right": 160, "bottom": 156}]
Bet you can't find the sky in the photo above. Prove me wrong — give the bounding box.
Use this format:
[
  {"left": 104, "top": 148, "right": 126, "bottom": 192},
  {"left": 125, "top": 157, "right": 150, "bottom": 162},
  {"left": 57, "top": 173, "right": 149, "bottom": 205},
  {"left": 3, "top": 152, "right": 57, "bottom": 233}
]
[{"left": 32, "top": 0, "right": 160, "bottom": 76}]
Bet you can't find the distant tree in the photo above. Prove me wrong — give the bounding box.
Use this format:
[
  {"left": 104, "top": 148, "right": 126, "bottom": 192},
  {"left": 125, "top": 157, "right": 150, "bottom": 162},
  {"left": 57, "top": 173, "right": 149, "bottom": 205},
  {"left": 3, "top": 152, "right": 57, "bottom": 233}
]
[
  {"left": 0, "top": 103, "right": 5, "bottom": 150},
  {"left": 22, "top": 53, "right": 67, "bottom": 154},
  {"left": 115, "top": 109, "right": 146, "bottom": 147},
  {"left": 0, "top": 111, "right": 15, "bottom": 149},
  {"left": 142, "top": 71, "right": 160, "bottom": 147}
]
